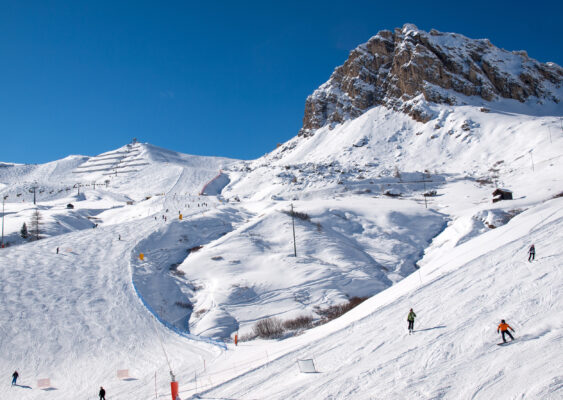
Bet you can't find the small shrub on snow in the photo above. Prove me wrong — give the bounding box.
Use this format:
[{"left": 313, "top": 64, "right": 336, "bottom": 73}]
[
  {"left": 238, "top": 332, "right": 258, "bottom": 342},
  {"left": 293, "top": 211, "right": 310, "bottom": 221},
  {"left": 174, "top": 301, "right": 192, "bottom": 309},
  {"left": 283, "top": 315, "right": 313, "bottom": 331},
  {"left": 314, "top": 297, "right": 369, "bottom": 322},
  {"left": 194, "top": 308, "right": 207, "bottom": 317},
  {"left": 282, "top": 209, "right": 311, "bottom": 221},
  {"left": 253, "top": 317, "right": 285, "bottom": 339}
]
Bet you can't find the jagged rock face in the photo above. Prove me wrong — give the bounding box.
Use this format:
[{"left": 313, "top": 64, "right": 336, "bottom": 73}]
[{"left": 299, "top": 24, "right": 563, "bottom": 136}]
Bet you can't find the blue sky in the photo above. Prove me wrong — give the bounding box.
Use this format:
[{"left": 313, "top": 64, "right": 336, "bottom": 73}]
[{"left": 1, "top": 0, "right": 562, "bottom": 163}]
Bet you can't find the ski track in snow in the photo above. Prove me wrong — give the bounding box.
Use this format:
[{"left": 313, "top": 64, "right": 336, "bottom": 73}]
[{"left": 0, "top": 102, "right": 562, "bottom": 399}]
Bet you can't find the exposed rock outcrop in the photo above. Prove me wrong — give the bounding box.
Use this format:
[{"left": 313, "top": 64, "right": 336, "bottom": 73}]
[{"left": 299, "top": 24, "right": 563, "bottom": 136}]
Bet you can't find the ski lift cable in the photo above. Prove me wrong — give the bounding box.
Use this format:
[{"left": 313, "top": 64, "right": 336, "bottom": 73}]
[{"left": 150, "top": 312, "right": 175, "bottom": 380}]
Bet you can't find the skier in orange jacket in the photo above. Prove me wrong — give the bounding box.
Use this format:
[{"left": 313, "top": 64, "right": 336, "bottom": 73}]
[{"left": 497, "top": 319, "right": 515, "bottom": 342}]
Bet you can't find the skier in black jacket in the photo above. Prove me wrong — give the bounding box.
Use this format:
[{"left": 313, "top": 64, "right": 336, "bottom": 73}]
[
  {"left": 528, "top": 244, "right": 535, "bottom": 262},
  {"left": 99, "top": 386, "right": 106, "bottom": 400},
  {"left": 11, "top": 371, "right": 18, "bottom": 386}
]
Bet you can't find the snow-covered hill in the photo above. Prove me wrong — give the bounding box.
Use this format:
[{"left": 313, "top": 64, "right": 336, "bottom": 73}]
[
  {"left": 0, "top": 142, "right": 234, "bottom": 245},
  {"left": 1, "top": 25, "right": 562, "bottom": 400}
]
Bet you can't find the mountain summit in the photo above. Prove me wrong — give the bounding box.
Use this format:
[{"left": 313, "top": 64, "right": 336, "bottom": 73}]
[{"left": 299, "top": 24, "right": 563, "bottom": 136}]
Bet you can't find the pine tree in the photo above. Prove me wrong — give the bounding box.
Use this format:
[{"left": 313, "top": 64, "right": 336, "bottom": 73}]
[
  {"left": 29, "top": 209, "right": 42, "bottom": 241},
  {"left": 20, "top": 222, "right": 28, "bottom": 239}
]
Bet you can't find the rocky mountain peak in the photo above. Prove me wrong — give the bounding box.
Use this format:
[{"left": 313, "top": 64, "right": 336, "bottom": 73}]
[{"left": 299, "top": 24, "right": 563, "bottom": 137}]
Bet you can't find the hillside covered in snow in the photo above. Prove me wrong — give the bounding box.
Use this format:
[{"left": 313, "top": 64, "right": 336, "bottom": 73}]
[{"left": 1, "top": 24, "right": 562, "bottom": 400}]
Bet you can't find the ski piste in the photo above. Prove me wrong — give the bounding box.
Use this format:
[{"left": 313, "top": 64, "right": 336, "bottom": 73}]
[{"left": 1, "top": 47, "right": 562, "bottom": 400}]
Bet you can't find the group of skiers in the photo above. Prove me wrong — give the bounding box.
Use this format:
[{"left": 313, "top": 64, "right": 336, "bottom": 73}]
[
  {"left": 407, "top": 310, "right": 516, "bottom": 343},
  {"left": 406, "top": 244, "right": 534, "bottom": 339},
  {"left": 11, "top": 371, "right": 107, "bottom": 399},
  {"left": 11, "top": 243, "right": 532, "bottom": 395}
]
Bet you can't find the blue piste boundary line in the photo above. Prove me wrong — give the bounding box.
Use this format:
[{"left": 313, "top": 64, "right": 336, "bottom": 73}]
[{"left": 131, "top": 275, "right": 227, "bottom": 350}]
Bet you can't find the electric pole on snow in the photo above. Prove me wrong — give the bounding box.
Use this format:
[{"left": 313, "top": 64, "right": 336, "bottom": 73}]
[
  {"left": 31, "top": 184, "right": 38, "bottom": 205},
  {"left": 291, "top": 203, "right": 297, "bottom": 257},
  {"left": 1, "top": 195, "right": 8, "bottom": 248}
]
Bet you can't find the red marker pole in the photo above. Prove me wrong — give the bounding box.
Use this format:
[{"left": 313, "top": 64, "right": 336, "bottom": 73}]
[{"left": 170, "top": 380, "right": 179, "bottom": 400}]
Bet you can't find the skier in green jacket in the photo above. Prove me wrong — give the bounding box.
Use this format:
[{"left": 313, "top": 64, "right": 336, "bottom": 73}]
[{"left": 407, "top": 308, "right": 417, "bottom": 333}]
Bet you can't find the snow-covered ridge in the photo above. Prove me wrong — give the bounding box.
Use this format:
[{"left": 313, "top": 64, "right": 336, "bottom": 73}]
[
  {"left": 299, "top": 23, "right": 563, "bottom": 136},
  {"left": 227, "top": 103, "right": 563, "bottom": 206}
]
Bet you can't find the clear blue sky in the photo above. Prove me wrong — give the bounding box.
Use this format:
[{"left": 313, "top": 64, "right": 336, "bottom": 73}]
[{"left": 1, "top": 1, "right": 562, "bottom": 163}]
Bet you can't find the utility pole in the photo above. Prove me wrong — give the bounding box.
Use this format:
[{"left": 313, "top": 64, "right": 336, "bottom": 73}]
[
  {"left": 1, "top": 195, "right": 8, "bottom": 248},
  {"left": 291, "top": 203, "right": 297, "bottom": 257},
  {"left": 31, "top": 184, "right": 38, "bottom": 205},
  {"left": 423, "top": 180, "right": 428, "bottom": 209}
]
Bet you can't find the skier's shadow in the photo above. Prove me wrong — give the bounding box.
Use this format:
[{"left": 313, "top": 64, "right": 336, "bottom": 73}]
[
  {"left": 14, "top": 384, "right": 32, "bottom": 389},
  {"left": 414, "top": 325, "right": 446, "bottom": 332}
]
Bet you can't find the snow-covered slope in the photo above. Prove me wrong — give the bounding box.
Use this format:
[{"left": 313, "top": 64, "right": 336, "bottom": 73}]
[
  {"left": 225, "top": 102, "right": 562, "bottom": 207},
  {"left": 0, "top": 142, "right": 235, "bottom": 245},
  {"left": 195, "top": 196, "right": 563, "bottom": 400},
  {"left": 1, "top": 25, "right": 563, "bottom": 400}
]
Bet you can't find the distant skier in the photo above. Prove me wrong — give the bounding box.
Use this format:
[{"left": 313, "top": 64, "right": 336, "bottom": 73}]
[
  {"left": 11, "top": 371, "right": 18, "bottom": 386},
  {"left": 407, "top": 308, "right": 417, "bottom": 333},
  {"left": 118, "top": 234, "right": 121, "bottom": 241},
  {"left": 497, "top": 319, "right": 515, "bottom": 343},
  {"left": 99, "top": 386, "right": 106, "bottom": 400},
  {"left": 528, "top": 244, "right": 535, "bottom": 262},
  {"left": 56, "top": 247, "right": 59, "bottom": 254}
]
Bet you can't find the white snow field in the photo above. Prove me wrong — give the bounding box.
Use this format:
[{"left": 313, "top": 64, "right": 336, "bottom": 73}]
[{"left": 1, "top": 98, "right": 562, "bottom": 399}]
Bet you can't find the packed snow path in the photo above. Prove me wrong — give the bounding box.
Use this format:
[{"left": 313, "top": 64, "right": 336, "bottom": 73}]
[
  {"left": 191, "top": 199, "right": 563, "bottom": 399},
  {"left": 0, "top": 217, "right": 222, "bottom": 399}
]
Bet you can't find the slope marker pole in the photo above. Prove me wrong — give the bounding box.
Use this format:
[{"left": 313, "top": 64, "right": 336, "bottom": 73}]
[{"left": 291, "top": 203, "right": 297, "bottom": 257}]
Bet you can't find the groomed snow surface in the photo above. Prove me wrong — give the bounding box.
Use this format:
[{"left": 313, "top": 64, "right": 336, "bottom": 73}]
[{"left": 1, "top": 101, "right": 562, "bottom": 399}]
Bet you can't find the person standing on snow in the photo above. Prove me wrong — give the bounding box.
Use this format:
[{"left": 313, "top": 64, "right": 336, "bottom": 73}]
[
  {"left": 528, "top": 244, "right": 535, "bottom": 262},
  {"left": 11, "top": 371, "right": 18, "bottom": 386},
  {"left": 407, "top": 308, "right": 417, "bottom": 333},
  {"left": 99, "top": 386, "right": 106, "bottom": 400},
  {"left": 497, "top": 319, "right": 515, "bottom": 342}
]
